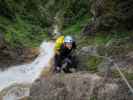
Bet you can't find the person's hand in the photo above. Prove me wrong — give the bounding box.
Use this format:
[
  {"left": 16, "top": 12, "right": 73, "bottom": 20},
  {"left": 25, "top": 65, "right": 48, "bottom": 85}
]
[
  {"left": 55, "top": 66, "right": 61, "bottom": 72},
  {"left": 64, "top": 58, "right": 72, "bottom": 64}
]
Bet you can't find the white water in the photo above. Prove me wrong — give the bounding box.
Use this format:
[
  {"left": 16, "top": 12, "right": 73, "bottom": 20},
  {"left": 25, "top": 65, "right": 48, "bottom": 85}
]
[
  {"left": 53, "top": 24, "right": 58, "bottom": 34},
  {"left": 0, "top": 42, "right": 55, "bottom": 100}
]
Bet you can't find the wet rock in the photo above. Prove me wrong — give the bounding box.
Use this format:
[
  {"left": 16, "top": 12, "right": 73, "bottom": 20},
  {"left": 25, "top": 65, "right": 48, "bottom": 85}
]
[
  {"left": 30, "top": 73, "right": 133, "bottom": 100},
  {"left": 0, "top": 47, "right": 39, "bottom": 70}
]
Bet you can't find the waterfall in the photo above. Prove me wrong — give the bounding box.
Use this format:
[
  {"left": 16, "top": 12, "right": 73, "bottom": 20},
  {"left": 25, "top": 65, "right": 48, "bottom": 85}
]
[{"left": 0, "top": 42, "right": 55, "bottom": 100}]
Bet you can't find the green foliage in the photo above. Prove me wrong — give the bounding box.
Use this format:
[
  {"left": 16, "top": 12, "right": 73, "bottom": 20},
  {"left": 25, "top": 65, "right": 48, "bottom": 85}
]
[
  {"left": 62, "top": 0, "right": 90, "bottom": 27},
  {"left": 63, "top": 16, "right": 91, "bottom": 36},
  {"left": 0, "top": 0, "right": 90, "bottom": 28},
  {"left": 0, "top": 0, "right": 91, "bottom": 47},
  {"left": 4, "top": 16, "right": 49, "bottom": 47},
  {"left": 111, "top": 31, "right": 131, "bottom": 38},
  {"left": 94, "top": 34, "right": 112, "bottom": 45}
]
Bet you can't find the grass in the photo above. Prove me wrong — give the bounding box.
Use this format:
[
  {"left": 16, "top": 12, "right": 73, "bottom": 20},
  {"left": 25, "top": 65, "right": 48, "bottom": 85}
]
[
  {"left": 1, "top": 16, "right": 50, "bottom": 48},
  {"left": 63, "top": 15, "right": 91, "bottom": 36},
  {"left": 90, "top": 96, "right": 97, "bottom": 100}
]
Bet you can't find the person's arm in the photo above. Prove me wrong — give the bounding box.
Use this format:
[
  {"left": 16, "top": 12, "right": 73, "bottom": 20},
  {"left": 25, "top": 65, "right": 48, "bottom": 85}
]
[{"left": 72, "top": 42, "right": 77, "bottom": 49}]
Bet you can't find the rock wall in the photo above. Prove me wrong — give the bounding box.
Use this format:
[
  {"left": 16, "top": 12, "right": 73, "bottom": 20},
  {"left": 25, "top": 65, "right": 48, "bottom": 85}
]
[{"left": 82, "top": 0, "right": 133, "bottom": 35}]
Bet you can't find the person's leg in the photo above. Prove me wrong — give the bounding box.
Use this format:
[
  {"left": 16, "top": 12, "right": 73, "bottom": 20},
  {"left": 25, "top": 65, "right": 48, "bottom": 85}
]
[
  {"left": 69, "top": 54, "right": 78, "bottom": 69},
  {"left": 63, "top": 54, "right": 77, "bottom": 73},
  {"left": 62, "top": 56, "right": 72, "bottom": 73},
  {"left": 54, "top": 54, "right": 62, "bottom": 72}
]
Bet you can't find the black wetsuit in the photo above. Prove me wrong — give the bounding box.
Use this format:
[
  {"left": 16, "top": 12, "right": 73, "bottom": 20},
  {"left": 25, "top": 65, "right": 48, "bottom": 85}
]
[{"left": 54, "top": 42, "right": 76, "bottom": 70}]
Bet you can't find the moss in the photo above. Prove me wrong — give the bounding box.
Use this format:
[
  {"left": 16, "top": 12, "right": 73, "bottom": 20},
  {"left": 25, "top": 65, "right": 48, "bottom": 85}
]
[
  {"left": 63, "top": 15, "right": 91, "bottom": 36},
  {"left": 90, "top": 96, "right": 97, "bottom": 100},
  {"left": 94, "top": 34, "right": 112, "bottom": 45},
  {"left": 86, "top": 56, "right": 103, "bottom": 73},
  {"left": 125, "top": 73, "right": 133, "bottom": 80},
  {"left": 111, "top": 70, "right": 133, "bottom": 80}
]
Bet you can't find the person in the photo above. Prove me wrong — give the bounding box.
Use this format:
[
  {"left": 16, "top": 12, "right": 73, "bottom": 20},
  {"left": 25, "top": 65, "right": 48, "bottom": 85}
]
[{"left": 54, "top": 35, "right": 76, "bottom": 73}]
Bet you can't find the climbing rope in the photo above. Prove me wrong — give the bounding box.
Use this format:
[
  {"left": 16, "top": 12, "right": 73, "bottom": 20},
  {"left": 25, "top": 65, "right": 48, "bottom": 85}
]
[
  {"left": 77, "top": 49, "right": 133, "bottom": 94},
  {"left": 97, "top": 55, "right": 133, "bottom": 94},
  {"left": 112, "top": 60, "right": 133, "bottom": 94}
]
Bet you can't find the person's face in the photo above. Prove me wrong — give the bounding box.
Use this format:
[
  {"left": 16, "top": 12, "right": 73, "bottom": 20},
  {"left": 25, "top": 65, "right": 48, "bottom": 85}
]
[{"left": 65, "top": 43, "right": 72, "bottom": 49}]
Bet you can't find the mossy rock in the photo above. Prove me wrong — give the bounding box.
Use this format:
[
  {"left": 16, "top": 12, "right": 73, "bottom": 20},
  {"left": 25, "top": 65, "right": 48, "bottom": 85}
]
[
  {"left": 111, "top": 70, "right": 133, "bottom": 80},
  {"left": 86, "top": 56, "right": 103, "bottom": 73}
]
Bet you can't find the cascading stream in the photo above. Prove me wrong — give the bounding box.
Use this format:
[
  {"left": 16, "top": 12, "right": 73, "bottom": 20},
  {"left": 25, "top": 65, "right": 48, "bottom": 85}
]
[{"left": 0, "top": 42, "right": 55, "bottom": 100}]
